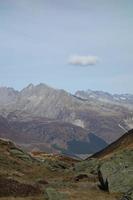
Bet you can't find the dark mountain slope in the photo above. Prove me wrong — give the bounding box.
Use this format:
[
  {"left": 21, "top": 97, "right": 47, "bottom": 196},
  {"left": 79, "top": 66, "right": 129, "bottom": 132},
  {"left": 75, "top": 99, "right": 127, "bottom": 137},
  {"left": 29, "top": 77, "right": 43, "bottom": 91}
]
[{"left": 0, "top": 115, "right": 107, "bottom": 155}]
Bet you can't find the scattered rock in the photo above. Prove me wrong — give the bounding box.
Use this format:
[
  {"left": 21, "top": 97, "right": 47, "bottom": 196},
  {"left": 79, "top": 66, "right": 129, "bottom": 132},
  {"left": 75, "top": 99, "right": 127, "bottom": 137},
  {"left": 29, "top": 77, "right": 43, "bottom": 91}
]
[{"left": 74, "top": 174, "right": 88, "bottom": 182}]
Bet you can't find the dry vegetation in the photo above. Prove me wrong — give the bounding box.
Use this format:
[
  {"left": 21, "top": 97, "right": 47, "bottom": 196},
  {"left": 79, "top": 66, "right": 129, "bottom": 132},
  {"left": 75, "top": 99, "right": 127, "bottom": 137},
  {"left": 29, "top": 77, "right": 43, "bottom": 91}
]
[{"left": 1, "top": 133, "right": 133, "bottom": 200}]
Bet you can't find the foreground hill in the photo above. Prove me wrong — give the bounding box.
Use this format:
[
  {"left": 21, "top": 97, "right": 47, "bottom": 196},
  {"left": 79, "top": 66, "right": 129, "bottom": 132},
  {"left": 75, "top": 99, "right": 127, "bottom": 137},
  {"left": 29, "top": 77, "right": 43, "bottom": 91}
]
[
  {"left": 91, "top": 129, "right": 133, "bottom": 159},
  {"left": 0, "top": 83, "right": 133, "bottom": 144},
  {"left": 75, "top": 130, "right": 133, "bottom": 197},
  {"left": 92, "top": 130, "right": 133, "bottom": 194},
  {"left": 0, "top": 134, "right": 132, "bottom": 199},
  {"left": 0, "top": 138, "right": 41, "bottom": 197},
  {"left": 0, "top": 138, "right": 121, "bottom": 200},
  {"left": 0, "top": 115, "right": 107, "bottom": 156}
]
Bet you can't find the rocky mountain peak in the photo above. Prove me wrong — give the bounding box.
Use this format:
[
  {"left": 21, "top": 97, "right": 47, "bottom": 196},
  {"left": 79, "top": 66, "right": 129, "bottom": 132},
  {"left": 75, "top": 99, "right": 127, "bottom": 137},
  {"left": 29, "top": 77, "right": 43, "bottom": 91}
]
[{"left": 0, "top": 86, "right": 18, "bottom": 105}]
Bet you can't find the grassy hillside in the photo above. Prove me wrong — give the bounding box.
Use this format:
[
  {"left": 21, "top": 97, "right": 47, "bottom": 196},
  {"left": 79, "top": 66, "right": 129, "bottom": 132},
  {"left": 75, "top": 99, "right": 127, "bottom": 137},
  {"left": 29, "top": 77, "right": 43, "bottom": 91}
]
[
  {"left": 74, "top": 129, "right": 133, "bottom": 198},
  {"left": 0, "top": 138, "right": 120, "bottom": 200},
  {"left": 91, "top": 129, "right": 133, "bottom": 159},
  {"left": 0, "top": 130, "right": 133, "bottom": 199}
]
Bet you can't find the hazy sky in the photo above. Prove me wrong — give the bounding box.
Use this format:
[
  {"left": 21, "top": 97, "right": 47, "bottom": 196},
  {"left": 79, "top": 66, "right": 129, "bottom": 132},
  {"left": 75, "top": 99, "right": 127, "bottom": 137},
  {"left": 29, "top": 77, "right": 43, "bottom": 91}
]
[{"left": 0, "top": 0, "right": 133, "bottom": 94}]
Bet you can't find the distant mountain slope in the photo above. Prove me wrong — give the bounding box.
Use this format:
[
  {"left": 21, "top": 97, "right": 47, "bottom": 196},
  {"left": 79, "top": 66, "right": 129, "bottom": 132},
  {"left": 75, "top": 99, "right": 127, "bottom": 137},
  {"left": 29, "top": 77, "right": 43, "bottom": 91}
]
[
  {"left": 91, "top": 129, "right": 133, "bottom": 159},
  {"left": 0, "top": 115, "right": 107, "bottom": 155},
  {"left": 66, "top": 133, "right": 107, "bottom": 155},
  {"left": 0, "top": 83, "right": 133, "bottom": 143},
  {"left": 75, "top": 89, "right": 133, "bottom": 109}
]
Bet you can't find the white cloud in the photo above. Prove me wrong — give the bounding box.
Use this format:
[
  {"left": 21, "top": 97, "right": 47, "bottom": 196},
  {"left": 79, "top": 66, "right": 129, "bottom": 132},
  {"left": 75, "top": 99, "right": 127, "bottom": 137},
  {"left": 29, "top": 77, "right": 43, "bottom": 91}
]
[{"left": 68, "top": 55, "right": 99, "bottom": 66}]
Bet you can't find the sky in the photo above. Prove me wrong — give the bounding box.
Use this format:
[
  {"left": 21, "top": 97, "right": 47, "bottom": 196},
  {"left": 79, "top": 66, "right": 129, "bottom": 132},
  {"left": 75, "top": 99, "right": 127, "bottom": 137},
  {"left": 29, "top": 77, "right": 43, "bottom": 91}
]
[{"left": 0, "top": 0, "right": 133, "bottom": 94}]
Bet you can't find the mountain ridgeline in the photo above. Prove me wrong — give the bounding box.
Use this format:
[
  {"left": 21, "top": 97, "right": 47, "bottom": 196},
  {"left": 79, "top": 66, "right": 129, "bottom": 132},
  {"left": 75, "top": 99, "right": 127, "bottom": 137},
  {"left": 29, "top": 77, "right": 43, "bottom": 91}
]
[{"left": 0, "top": 83, "right": 133, "bottom": 155}]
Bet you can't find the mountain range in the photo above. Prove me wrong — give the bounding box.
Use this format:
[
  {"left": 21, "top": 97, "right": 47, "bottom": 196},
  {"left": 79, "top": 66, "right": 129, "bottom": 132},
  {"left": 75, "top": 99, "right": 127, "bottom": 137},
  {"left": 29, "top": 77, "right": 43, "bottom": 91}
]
[
  {"left": 75, "top": 89, "right": 133, "bottom": 109},
  {"left": 0, "top": 83, "right": 133, "bottom": 155}
]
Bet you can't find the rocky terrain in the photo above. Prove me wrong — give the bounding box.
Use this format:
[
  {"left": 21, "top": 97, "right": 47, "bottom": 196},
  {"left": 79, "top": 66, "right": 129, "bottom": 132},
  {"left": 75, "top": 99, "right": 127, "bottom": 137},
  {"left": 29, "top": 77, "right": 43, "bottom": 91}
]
[
  {"left": 0, "top": 130, "right": 132, "bottom": 200},
  {"left": 75, "top": 129, "right": 133, "bottom": 197}
]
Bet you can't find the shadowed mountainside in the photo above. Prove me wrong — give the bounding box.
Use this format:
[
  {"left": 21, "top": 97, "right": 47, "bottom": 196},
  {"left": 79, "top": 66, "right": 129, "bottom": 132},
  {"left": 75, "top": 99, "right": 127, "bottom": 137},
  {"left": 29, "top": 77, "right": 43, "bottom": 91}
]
[{"left": 0, "top": 115, "right": 107, "bottom": 156}]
